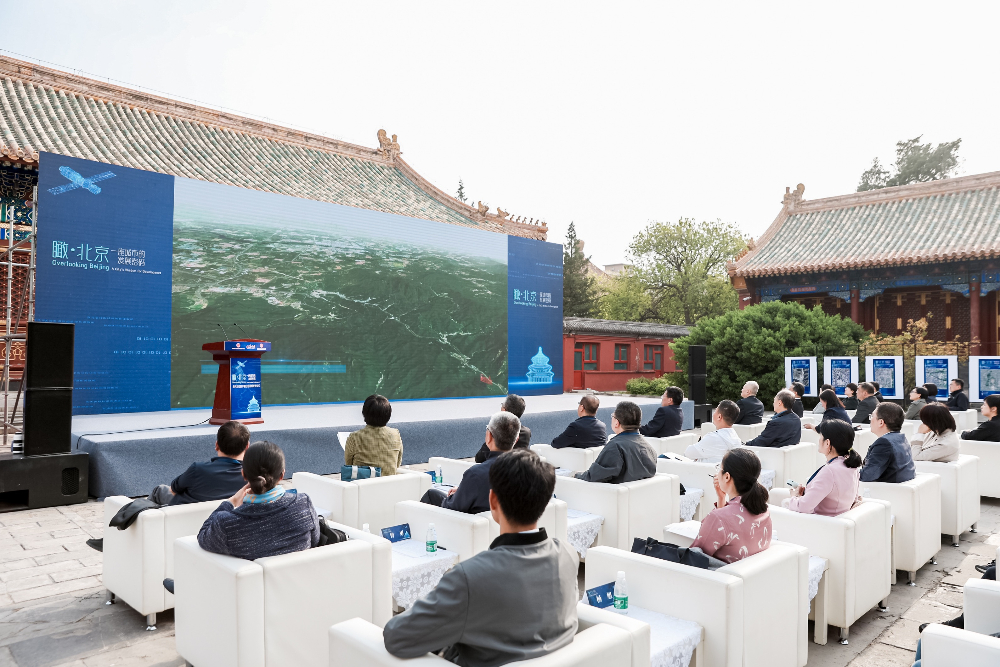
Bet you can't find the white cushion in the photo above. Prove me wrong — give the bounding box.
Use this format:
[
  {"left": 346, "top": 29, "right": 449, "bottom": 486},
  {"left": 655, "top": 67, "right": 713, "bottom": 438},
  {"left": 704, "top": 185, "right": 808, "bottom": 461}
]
[
  {"left": 655, "top": 458, "right": 719, "bottom": 520},
  {"left": 959, "top": 440, "right": 1000, "bottom": 498},
  {"left": 531, "top": 444, "right": 600, "bottom": 471},
  {"left": 964, "top": 576, "right": 1000, "bottom": 636},
  {"left": 743, "top": 443, "right": 817, "bottom": 489},
  {"left": 914, "top": 455, "right": 980, "bottom": 538},
  {"left": 921, "top": 623, "right": 1000, "bottom": 666},
  {"left": 644, "top": 433, "right": 701, "bottom": 457},
  {"left": 291, "top": 472, "right": 431, "bottom": 531},
  {"left": 394, "top": 500, "right": 490, "bottom": 562},
  {"left": 863, "top": 473, "right": 942, "bottom": 572}
]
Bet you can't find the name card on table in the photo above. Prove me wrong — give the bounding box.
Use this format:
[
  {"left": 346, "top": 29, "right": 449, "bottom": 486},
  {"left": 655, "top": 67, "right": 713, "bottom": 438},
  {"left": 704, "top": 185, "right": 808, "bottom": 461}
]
[
  {"left": 381, "top": 523, "right": 412, "bottom": 543},
  {"left": 586, "top": 582, "right": 616, "bottom": 609}
]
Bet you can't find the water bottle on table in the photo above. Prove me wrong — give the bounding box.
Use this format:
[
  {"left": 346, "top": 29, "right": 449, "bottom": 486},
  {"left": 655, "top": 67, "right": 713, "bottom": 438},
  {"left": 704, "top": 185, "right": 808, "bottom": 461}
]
[
  {"left": 362, "top": 523, "right": 370, "bottom": 533},
  {"left": 613, "top": 571, "right": 628, "bottom": 614},
  {"left": 436, "top": 465, "right": 444, "bottom": 485},
  {"left": 426, "top": 523, "right": 438, "bottom": 553}
]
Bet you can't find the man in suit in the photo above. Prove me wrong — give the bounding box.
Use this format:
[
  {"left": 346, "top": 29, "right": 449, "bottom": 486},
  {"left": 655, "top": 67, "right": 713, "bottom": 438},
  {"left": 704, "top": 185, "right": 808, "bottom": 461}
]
[
  {"left": 852, "top": 383, "right": 879, "bottom": 424},
  {"left": 790, "top": 383, "right": 805, "bottom": 418},
  {"left": 421, "top": 412, "right": 520, "bottom": 514},
  {"left": 639, "top": 386, "right": 684, "bottom": 438},
  {"left": 577, "top": 401, "right": 657, "bottom": 483},
  {"left": 384, "top": 450, "right": 579, "bottom": 664},
  {"left": 474, "top": 394, "right": 531, "bottom": 462},
  {"left": 946, "top": 378, "right": 970, "bottom": 412},
  {"left": 551, "top": 395, "right": 607, "bottom": 449},
  {"left": 872, "top": 382, "right": 885, "bottom": 403},
  {"left": 745, "top": 390, "right": 801, "bottom": 448},
  {"left": 735, "top": 380, "right": 764, "bottom": 425},
  {"left": 860, "top": 402, "right": 915, "bottom": 483}
]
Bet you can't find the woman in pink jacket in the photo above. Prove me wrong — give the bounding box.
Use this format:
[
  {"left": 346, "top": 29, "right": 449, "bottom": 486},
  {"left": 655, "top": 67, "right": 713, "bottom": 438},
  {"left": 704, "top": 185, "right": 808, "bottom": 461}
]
[{"left": 787, "top": 419, "right": 862, "bottom": 516}]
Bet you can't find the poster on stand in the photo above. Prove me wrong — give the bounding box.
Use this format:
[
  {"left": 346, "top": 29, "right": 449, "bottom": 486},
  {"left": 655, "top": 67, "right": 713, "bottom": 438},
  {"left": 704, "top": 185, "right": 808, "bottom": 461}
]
[
  {"left": 824, "top": 357, "right": 858, "bottom": 396},
  {"left": 969, "top": 356, "right": 1000, "bottom": 401},
  {"left": 784, "top": 357, "right": 817, "bottom": 396},
  {"left": 865, "top": 356, "right": 904, "bottom": 399},
  {"left": 915, "top": 356, "right": 958, "bottom": 399}
]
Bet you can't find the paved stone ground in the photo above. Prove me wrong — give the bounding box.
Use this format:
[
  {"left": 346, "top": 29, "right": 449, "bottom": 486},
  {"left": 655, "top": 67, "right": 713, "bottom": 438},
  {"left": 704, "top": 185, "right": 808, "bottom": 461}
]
[{"left": 0, "top": 486, "right": 996, "bottom": 666}]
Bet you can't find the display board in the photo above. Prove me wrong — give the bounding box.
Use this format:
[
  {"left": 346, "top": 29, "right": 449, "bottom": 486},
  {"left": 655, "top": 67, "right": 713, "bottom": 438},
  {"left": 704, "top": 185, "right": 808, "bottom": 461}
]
[
  {"left": 823, "top": 356, "right": 858, "bottom": 396},
  {"left": 784, "top": 357, "right": 817, "bottom": 396},
  {"left": 36, "top": 153, "right": 564, "bottom": 414},
  {"left": 969, "top": 356, "right": 1000, "bottom": 401},
  {"left": 865, "top": 356, "right": 904, "bottom": 399},
  {"left": 915, "top": 356, "right": 958, "bottom": 399}
]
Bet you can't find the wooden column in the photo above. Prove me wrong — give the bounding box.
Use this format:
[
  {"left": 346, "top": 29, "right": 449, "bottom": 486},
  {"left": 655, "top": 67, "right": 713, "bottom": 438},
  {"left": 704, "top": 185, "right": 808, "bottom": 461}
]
[
  {"left": 970, "top": 279, "right": 981, "bottom": 354},
  {"left": 850, "top": 289, "right": 860, "bottom": 325}
]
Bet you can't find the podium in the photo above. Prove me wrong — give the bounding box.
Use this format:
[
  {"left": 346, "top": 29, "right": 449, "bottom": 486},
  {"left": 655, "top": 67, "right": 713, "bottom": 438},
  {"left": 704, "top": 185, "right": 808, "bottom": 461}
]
[{"left": 202, "top": 340, "right": 271, "bottom": 425}]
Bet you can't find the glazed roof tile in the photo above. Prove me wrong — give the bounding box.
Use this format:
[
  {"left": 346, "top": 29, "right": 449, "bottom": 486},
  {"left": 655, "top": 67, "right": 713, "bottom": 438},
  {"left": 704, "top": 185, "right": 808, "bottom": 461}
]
[{"left": 563, "top": 317, "right": 689, "bottom": 338}]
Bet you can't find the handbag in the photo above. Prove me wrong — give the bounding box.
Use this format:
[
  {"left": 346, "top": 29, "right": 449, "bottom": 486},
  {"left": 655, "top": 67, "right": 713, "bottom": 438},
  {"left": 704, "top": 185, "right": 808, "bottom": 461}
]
[
  {"left": 631, "top": 537, "right": 713, "bottom": 570},
  {"left": 315, "top": 516, "right": 349, "bottom": 547},
  {"left": 341, "top": 465, "right": 382, "bottom": 482}
]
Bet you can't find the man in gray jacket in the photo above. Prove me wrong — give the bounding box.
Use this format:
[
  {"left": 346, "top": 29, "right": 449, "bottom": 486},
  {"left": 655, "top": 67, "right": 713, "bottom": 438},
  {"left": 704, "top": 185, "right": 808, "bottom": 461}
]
[
  {"left": 577, "top": 401, "right": 657, "bottom": 483},
  {"left": 383, "top": 449, "right": 579, "bottom": 666}
]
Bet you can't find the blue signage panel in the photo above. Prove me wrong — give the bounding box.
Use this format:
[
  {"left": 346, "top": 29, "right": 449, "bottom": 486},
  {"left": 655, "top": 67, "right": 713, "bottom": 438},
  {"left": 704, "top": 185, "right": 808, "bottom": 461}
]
[
  {"left": 978, "top": 359, "right": 1000, "bottom": 400},
  {"left": 35, "top": 153, "right": 174, "bottom": 414},
  {"left": 790, "top": 359, "right": 811, "bottom": 390},
  {"left": 586, "top": 582, "right": 616, "bottom": 608},
  {"left": 507, "top": 236, "right": 564, "bottom": 396},
  {"left": 923, "top": 358, "right": 950, "bottom": 398},
  {"left": 225, "top": 341, "right": 271, "bottom": 352},
  {"left": 830, "top": 359, "right": 852, "bottom": 395},
  {"left": 230, "top": 357, "right": 262, "bottom": 420},
  {"left": 873, "top": 358, "right": 897, "bottom": 396},
  {"left": 381, "top": 523, "right": 412, "bottom": 543}
]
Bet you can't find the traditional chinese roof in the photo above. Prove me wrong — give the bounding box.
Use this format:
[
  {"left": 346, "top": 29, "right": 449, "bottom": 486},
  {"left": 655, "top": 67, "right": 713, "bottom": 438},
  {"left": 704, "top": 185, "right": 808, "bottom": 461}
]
[
  {"left": 563, "top": 317, "right": 689, "bottom": 338},
  {"left": 0, "top": 55, "right": 546, "bottom": 240},
  {"left": 730, "top": 171, "right": 1000, "bottom": 278}
]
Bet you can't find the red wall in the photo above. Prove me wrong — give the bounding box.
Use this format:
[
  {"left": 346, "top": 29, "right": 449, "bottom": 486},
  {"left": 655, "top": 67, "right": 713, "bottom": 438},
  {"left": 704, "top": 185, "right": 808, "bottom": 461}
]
[{"left": 562, "top": 334, "right": 679, "bottom": 392}]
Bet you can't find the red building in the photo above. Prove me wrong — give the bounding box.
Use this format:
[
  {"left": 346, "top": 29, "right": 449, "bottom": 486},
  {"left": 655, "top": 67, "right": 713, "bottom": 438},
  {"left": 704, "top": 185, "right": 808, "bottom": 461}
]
[{"left": 563, "top": 317, "right": 689, "bottom": 392}]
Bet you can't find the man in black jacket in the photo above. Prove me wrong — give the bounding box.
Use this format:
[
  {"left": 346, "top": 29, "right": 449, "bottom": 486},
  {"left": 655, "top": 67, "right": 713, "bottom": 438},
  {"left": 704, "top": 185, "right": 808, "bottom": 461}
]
[
  {"left": 551, "top": 395, "right": 607, "bottom": 449},
  {"left": 860, "top": 402, "right": 915, "bottom": 483},
  {"left": 946, "top": 378, "right": 970, "bottom": 412},
  {"left": 639, "top": 386, "right": 684, "bottom": 438},
  {"left": 961, "top": 395, "right": 1000, "bottom": 441},
  {"left": 735, "top": 380, "right": 764, "bottom": 425},
  {"left": 474, "top": 394, "right": 531, "bottom": 463},
  {"left": 852, "top": 383, "right": 879, "bottom": 424},
  {"left": 745, "top": 391, "right": 801, "bottom": 448},
  {"left": 790, "top": 383, "right": 805, "bottom": 418}
]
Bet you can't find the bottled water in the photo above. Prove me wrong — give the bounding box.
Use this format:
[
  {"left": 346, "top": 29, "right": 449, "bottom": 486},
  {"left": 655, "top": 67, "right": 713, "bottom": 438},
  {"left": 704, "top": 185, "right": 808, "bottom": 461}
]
[
  {"left": 613, "top": 571, "right": 628, "bottom": 614},
  {"left": 426, "top": 523, "right": 438, "bottom": 552},
  {"left": 362, "top": 523, "right": 370, "bottom": 533},
  {"left": 436, "top": 466, "right": 444, "bottom": 485}
]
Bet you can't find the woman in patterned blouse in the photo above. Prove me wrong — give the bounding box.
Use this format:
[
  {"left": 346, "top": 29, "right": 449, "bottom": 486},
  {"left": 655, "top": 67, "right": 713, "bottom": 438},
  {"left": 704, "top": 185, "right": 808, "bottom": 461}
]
[{"left": 690, "top": 448, "right": 772, "bottom": 564}]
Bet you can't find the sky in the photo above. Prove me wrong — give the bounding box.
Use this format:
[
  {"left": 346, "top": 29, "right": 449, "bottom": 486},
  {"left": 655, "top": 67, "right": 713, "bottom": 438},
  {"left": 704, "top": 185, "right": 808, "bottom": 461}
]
[{"left": 3, "top": 1, "right": 999, "bottom": 268}]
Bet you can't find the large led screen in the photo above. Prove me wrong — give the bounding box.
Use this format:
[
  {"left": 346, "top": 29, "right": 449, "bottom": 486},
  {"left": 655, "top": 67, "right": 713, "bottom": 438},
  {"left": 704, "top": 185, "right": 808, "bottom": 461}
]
[{"left": 36, "top": 153, "right": 563, "bottom": 414}]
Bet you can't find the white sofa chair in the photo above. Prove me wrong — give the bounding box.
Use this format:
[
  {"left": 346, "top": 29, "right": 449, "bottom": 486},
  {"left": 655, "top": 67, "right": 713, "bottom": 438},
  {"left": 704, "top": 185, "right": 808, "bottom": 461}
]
[
  {"left": 394, "top": 500, "right": 490, "bottom": 562},
  {"left": 291, "top": 471, "right": 431, "bottom": 532},
  {"left": 766, "top": 497, "right": 892, "bottom": 644},
  {"left": 531, "top": 444, "right": 602, "bottom": 471},
  {"left": 101, "top": 496, "right": 223, "bottom": 628},
  {"left": 954, "top": 409, "right": 980, "bottom": 432},
  {"left": 174, "top": 526, "right": 392, "bottom": 667},
  {"left": 958, "top": 440, "right": 1000, "bottom": 499},
  {"left": 863, "top": 472, "right": 942, "bottom": 584},
  {"left": 553, "top": 473, "right": 679, "bottom": 551},
  {"left": 479, "top": 497, "right": 569, "bottom": 543},
  {"left": 914, "top": 455, "right": 980, "bottom": 546},
  {"left": 655, "top": 458, "right": 718, "bottom": 520},
  {"left": 732, "top": 423, "right": 765, "bottom": 442},
  {"left": 798, "top": 428, "right": 820, "bottom": 445},
  {"left": 329, "top": 615, "right": 634, "bottom": 667},
  {"left": 902, "top": 420, "right": 921, "bottom": 438},
  {"left": 920, "top": 624, "right": 1000, "bottom": 666},
  {"left": 426, "top": 456, "right": 475, "bottom": 486},
  {"left": 586, "top": 542, "right": 809, "bottom": 667},
  {"left": 743, "top": 443, "right": 816, "bottom": 488},
  {"left": 964, "top": 569, "right": 1000, "bottom": 635},
  {"left": 643, "top": 433, "right": 701, "bottom": 457}
]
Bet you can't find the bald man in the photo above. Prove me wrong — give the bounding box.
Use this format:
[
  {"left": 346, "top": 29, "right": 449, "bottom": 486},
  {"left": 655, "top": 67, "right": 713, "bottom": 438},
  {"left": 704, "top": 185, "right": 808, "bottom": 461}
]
[{"left": 550, "top": 395, "right": 608, "bottom": 449}]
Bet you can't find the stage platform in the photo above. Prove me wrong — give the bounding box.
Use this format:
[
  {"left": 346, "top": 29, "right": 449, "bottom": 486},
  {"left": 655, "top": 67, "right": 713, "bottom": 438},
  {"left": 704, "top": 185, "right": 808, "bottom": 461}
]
[{"left": 72, "top": 394, "right": 664, "bottom": 498}]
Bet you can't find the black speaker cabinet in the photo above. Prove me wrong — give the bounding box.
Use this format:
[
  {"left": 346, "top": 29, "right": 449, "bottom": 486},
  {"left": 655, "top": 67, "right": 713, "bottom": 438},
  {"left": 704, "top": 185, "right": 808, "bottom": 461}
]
[
  {"left": 688, "top": 345, "right": 707, "bottom": 376},
  {"left": 0, "top": 451, "right": 88, "bottom": 511},
  {"left": 23, "top": 389, "right": 73, "bottom": 456},
  {"left": 25, "top": 322, "right": 74, "bottom": 389},
  {"left": 689, "top": 374, "right": 707, "bottom": 405}
]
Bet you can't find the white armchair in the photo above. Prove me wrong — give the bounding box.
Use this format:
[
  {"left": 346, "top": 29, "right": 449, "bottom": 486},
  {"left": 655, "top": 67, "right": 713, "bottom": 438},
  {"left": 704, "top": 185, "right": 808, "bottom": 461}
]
[
  {"left": 291, "top": 472, "right": 431, "bottom": 532},
  {"left": 426, "top": 457, "right": 475, "bottom": 486},
  {"left": 655, "top": 458, "right": 718, "bottom": 520},
  {"left": 329, "top": 616, "right": 634, "bottom": 667},
  {"left": 643, "top": 433, "right": 701, "bottom": 457},
  {"left": 732, "top": 423, "right": 765, "bottom": 442},
  {"left": 394, "top": 500, "right": 490, "bottom": 562},
  {"left": 863, "top": 472, "right": 942, "bottom": 584},
  {"left": 101, "top": 496, "right": 223, "bottom": 628},
  {"left": 174, "top": 532, "right": 388, "bottom": 667},
  {"left": 553, "top": 473, "right": 679, "bottom": 551},
  {"left": 530, "top": 444, "right": 602, "bottom": 471},
  {"left": 743, "top": 443, "right": 817, "bottom": 488},
  {"left": 959, "top": 440, "right": 1000, "bottom": 499},
  {"left": 914, "top": 455, "right": 980, "bottom": 546},
  {"left": 766, "top": 499, "right": 892, "bottom": 644},
  {"left": 479, "top": 497, "right": 568, "bottom": 543},
  {"left": 964, "top": 565, "right": 1000, "bottom": 636},
  {"left": 920, "top": 624, "right": 1000, "bottom": 665}
]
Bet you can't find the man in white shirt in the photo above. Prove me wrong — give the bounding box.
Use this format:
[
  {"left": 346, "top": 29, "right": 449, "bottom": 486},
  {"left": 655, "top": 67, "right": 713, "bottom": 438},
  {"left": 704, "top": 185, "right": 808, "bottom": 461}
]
[{"left": 684, "top": 400, "right": 742, "bottom": 463}]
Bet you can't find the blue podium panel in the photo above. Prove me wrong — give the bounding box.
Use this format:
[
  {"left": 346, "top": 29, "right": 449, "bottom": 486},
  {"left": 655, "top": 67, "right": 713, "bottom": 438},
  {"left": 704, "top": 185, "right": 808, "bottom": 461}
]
[
  {"left": 507, "top": 236, "right": 564, "bottom": 396},
  {"left": 230, "top": 357, "right": 262, "bottom": 420}
]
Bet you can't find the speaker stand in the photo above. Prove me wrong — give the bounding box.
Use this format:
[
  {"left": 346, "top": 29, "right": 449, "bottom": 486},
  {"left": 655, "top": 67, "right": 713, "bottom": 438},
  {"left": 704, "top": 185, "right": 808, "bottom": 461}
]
[
  {"left": 693, "top": 403, "right": 713, "bottom": 429},
  {"left": 0, "top": 452, "right": 89, "bottom": 512}
]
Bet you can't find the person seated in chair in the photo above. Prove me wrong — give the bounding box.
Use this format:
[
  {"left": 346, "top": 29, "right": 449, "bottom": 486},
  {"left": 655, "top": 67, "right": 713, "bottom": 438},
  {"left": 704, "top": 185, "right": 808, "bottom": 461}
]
[
  {"left": 789, "top": 383, "right": 805, "bottom": 417},
  {"left": 904, "top": 386, "right": 929, "bottom": 420},
  {"left": 787, "top": 419, "right": 862, "bottom": 516},
  {"left": 422, "top": 412, "right": 521, "bottom": 514},
  {"left": 843, "top": 383, "right": 859, "bottom": 410},
  {"left": 474, "top": 394, "right": 531, "bottom": 462},
  {"left": 735, "top": 380, "right": 764, "bottom": 424},
  {"left": 859, "top": 403, "right": 915, "bottom": 484},
  {"left": 945, "top": 378, "right": 970, "bottom": 412},
  {"left": 871, "top": 381, "right": 884, "bottom": 403},
  {"left": 923, "top": 383, "right": 938, "bottom": 403},
  {"left": 691, "top": 448, "right": 772, "bottom": 564},
  {"left": 550, "top": 395, "right": 607, "bottom": 449},
  {"left": 851, "top": 382, "right": 879, "bottom": 424},
  {"left": 639, "top": 386, "right": 684, "bottom": 437},
  {"left": 804, "top": 390, "right": 851, "bottom": 428},
  {"left": 744, "top": 391, "right": 801, "bottom": 448},
  {"left": 811, "top": 384, "right": 834, "bottom": 413},
  {"left": 576, "top": 401, "right": 656, "bottom": 483},
  {"left": 384, "top": 450, "right": 580, "bottom": 665},
  {"left": 198, "top": 441, "right": 320, "bottom": 560},
  {"left": 684, "top": 399, "right": 742, "bottom": 463},
  {"left": 960, "top": 394, "right": 1000, "bottom": 441},
  {"left": 910, "top": 403, "right": 960, "bottom": 462},
  {"left": 343, "top": 394, "right": 403, "bottom": 475}
]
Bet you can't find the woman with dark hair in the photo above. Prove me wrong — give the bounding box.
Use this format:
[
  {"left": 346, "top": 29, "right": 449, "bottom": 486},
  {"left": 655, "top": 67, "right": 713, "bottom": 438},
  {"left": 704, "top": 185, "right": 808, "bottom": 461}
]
[
  {"left": 344, "top": 394, "right": 404, "bottom": 475},
  {"left": 843, "top": 383, "right": 859, "bottom": 410},
  {"left": 198, "top": 441, "right": 320, "bottom": 560},
  {"left": 690, "top": 449, "right": 772, "bottom": 563},
  {"left": 960, "top": 394, "right": 1000, "bottom": 442},
  {"left": 910, "top": 403, "right": 960, "bottom": 462},
  {"left": 804, "top": 390, "right": 850, "bottom": 430},
  {"left": 905, "top": 386, "right": 929, "bottom": 420},
  {"left": 787, "top": 420, "right": 862, "bottom": 516}
]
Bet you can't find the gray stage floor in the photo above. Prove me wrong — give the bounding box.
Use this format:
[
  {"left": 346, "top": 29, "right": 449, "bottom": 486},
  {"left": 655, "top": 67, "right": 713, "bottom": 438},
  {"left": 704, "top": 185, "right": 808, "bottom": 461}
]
[{"left": 72, "top": 394, "right": 663, "bottom": 498}]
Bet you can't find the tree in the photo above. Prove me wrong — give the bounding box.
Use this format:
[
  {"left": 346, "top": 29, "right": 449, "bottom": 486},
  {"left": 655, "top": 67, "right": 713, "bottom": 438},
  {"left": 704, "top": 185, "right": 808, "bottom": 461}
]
[
  {"left": 626, "top": 218, "right": 746, "bottom": 326},
  {"left": 597, "top": 269, "right": 653, "bottom": 322},
  {"left": 563, "top": 222, "right": 598, "bottom": 317},
  {"left": 857, "top": 135, "right": 962, "bottom": 192},
  {"left": 669, "top": 301, "right": 866, "bottom": 404},
  {"left": 456, "top": 179, "right": 467, "bottom": 203}
]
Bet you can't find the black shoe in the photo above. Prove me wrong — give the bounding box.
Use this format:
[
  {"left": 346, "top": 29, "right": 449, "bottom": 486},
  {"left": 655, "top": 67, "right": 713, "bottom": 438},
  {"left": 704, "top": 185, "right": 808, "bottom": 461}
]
[
  {"left": 162, "top": 578, "right": 174, "bottom": 594},
  {"left": 86, "top": 538, "right": 103, "bottom": 552},
  {"left": 943, "top": 614, "right": 964, "bottom": 629},
  {"left": 976, "top": 560, "right": 996, "bottom": 574},
  {"left": 919, "top": 623, "right": 929, "bottom": 633}
]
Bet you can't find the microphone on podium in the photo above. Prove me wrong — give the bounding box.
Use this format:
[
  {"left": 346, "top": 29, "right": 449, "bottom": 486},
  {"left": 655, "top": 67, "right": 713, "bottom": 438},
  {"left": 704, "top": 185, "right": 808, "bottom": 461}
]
[
  {"left": 233, "top": 323, "right": 250, "bottom": 338},
  {"left": 217, "top": 323, "right": 230, "bottom": 341}
]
